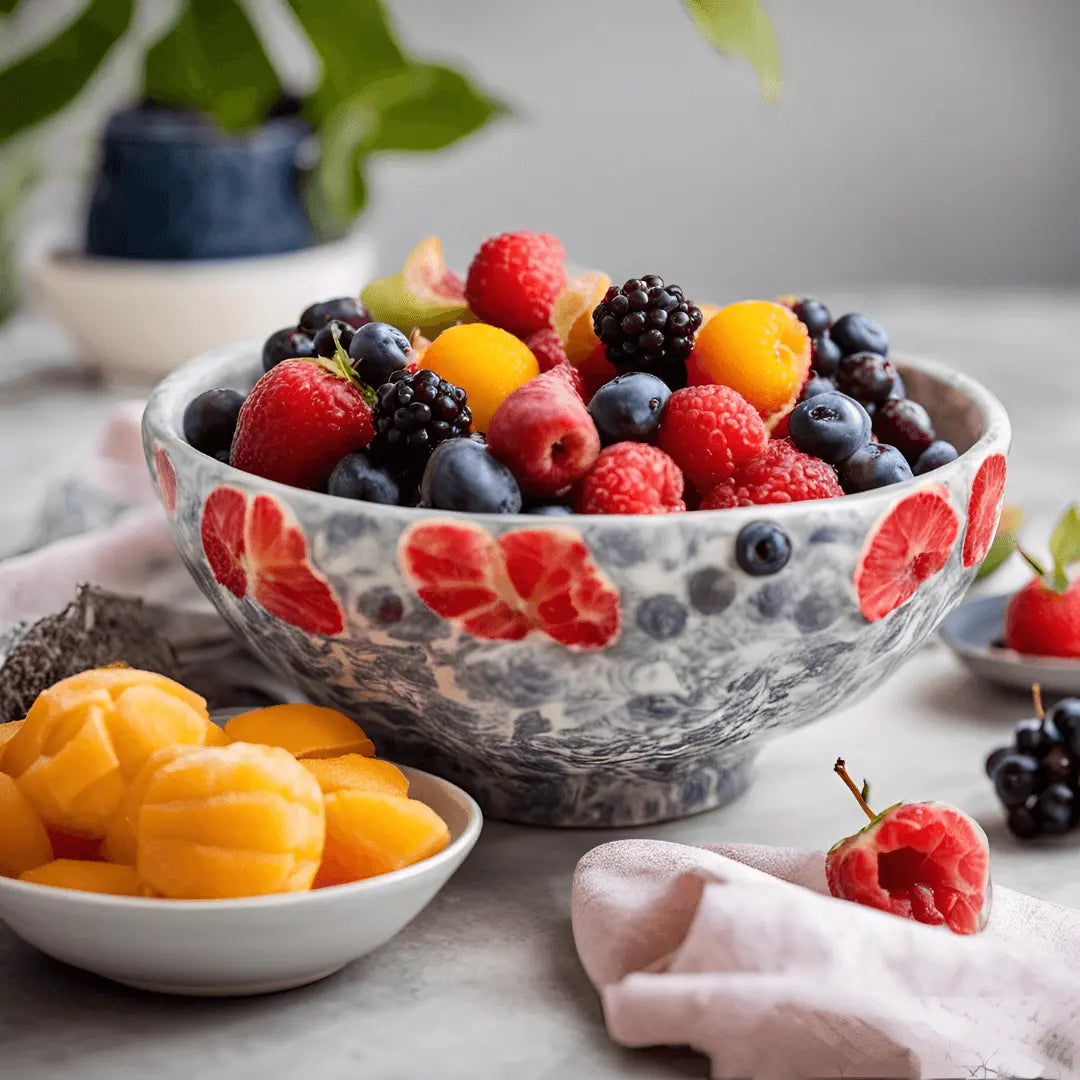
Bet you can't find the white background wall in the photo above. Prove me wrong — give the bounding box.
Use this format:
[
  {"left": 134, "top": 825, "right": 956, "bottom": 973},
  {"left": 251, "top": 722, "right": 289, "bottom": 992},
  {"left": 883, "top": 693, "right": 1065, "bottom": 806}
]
[{"left": 363, "top": 0, "right": 1080, "bottom": 296}]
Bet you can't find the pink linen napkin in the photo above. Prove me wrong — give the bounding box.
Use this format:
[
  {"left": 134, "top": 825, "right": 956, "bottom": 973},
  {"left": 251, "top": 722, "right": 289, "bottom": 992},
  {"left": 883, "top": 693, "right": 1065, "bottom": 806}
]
[{"left": 572, "top": 839, "right": 1080, "bottom": 1080}]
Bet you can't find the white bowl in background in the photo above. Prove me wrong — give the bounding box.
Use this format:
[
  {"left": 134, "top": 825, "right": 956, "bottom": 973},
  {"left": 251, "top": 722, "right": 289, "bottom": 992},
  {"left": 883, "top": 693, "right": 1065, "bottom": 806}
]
[
  {"left": 0, "top": 765, "right": 481, "bottom": 997},
  {"left": 26, "top": 230, "right": 376, "bottom": 384}
]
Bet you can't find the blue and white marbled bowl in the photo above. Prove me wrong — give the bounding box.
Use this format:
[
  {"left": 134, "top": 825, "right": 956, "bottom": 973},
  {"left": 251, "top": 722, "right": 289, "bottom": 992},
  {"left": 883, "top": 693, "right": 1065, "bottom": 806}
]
[{"left": 143, "top": 344, "right": 1009, "bottom": 826}]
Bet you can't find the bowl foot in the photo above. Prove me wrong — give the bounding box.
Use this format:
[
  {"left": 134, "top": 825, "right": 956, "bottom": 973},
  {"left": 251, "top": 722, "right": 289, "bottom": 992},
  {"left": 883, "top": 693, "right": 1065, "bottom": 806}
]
[
  {"left": 379, "top": 739, "right": 757, "bottom": 828},
  {"left": 100, "top": 965, "right": 348, "bottom": 997}
]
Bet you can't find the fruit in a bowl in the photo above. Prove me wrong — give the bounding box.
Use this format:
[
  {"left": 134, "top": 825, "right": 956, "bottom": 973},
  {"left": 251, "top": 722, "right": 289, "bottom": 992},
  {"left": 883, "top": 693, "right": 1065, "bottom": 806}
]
[{"left": 826, "top": 759, "right": 991, "bottom": 935}]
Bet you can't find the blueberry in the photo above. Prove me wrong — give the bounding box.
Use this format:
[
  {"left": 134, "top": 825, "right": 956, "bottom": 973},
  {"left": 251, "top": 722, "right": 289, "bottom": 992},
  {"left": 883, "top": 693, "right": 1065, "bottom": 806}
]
[
  {"left": 837, "top": 443, "right": 913, "bottom": 493},
  {"left": 527, "top": 504, "right": 574, "bottom": 516},
  {"left": 735, "top": 522, "right": 791, "bottom": 576},
  {"left": 990, "top": 752, "right": 1040, "bottom": 807},
  {"left": 810, "top": 333, "right": 842, "bottom": 377},
  {"left": 1007, "top": 804, "right": 1042, "bottom": 839},
  {"left": 791, "top": 298, "right": 831, "bottom": 338},
  {"left": 890, "top": 371, "right": 906, "bottom": 399},
  {"left": 799, "top": 374, "right": 837, "bottom": 402},
  {"left": 182, "top": 388, "right": 246, "bottom": 457},
  {"left": 1015, "top": 716, "right": 1061, "bottom": 757},
  {"left": 348, "top": 322, "right": 412, "bottom": 388},
  {"left": 914, "top": 440, "right": 959, "bottom": 475},
  {"left": 836, "top": 352, "right": 897, "bottom": 405},
  {"left": 262, "top": 326, "right": 317, "bottom": 372},
  {"left": 788, "top": 391, "right": 871, "bottom": 464},
  {"left": 831, "top": 312, "right": 889, "bottom": 357},
  {"left": 420, "top": 437, "right": 522, "bottom": 514},
  {"left": 687, "top": 567, "right": 736, "bottom": 615},
  {"left": 328, "top": 452, "right": 400, "bottom": 504},
  {"left": 636, "top": 594, "right": 688, "bottom": 639},
  {"left": 1035, "top": 782, "right": 1076, "bottom": 835},
  {"left": 313, "top": 319, "right": 355, "bottom": 358},
  {"left": 985, "top": 745, "right": 1012, "bottom": 778},
  {"left": 588, "top": 372, "right": 671, "bottom": 445},
  {"left": 1049, "top": 698, "right": 1080, "bottom": 753},
  {"left": 299, "top": 297, "right": 370, "bottom": 332},
  {"left": 872, "top": 398, "right": 935, "bottom": 461}
]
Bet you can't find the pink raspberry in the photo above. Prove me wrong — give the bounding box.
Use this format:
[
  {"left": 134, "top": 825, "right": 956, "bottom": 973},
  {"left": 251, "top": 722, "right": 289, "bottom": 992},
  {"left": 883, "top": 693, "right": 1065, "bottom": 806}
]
[
  {"left": 701, "top": 439, "right": 843, "bottom": 509},
  {"left": 576, "top": 443, "right": 686, "bottom": 515},
  {"left": 657, "top": 384, "right": 768, "bottom": 493},
  {"left": 465, "top": 231, "right": 566, "bottom": 337},
  {"left": 526, "top": 327, "right": 569, "bottom": 372}
]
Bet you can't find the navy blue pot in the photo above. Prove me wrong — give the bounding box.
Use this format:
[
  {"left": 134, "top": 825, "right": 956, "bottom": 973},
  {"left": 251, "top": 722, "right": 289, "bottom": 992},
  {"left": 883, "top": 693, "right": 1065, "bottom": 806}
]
[{"left": 86, "top": 107, "right": 316, "bottom": 260}]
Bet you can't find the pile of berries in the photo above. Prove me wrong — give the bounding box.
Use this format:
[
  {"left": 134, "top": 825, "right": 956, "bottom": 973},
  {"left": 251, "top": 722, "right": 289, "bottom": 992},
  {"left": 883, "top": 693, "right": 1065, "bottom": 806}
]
[
  {"left": 986, "top": 688, "right": 1080, "bottom": 839},
  {"left": 181, "top": 231, "right": 964, "bottom": 518}
]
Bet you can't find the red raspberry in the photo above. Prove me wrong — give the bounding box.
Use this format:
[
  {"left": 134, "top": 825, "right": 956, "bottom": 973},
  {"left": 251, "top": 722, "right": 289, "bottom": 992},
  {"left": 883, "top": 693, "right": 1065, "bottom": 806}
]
[
  {"left": 540, "top": 361, "right": 584, "bottom": 399},
  {"left": 701, "top": 439, "right": 843, "bottom": 509},
  {"left": 231, "top": 359, "right": 373, "bottom": 490},
  {"left": 465, "top": 231, "right": 566, "bottom": 338},
  {"left": 526, "top": 327, "right": 568, "bottom": 372},
  {"left": 657, "top": 384, "right": 768, "bottom": 492},
  {"left": 576, "top": 443, "right": 685, "bottom": 515}
]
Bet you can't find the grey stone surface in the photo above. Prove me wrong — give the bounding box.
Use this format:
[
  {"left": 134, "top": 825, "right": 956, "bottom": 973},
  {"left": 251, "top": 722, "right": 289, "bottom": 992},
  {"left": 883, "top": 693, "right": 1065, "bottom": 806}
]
[{"left": 1, "top": 291, "right": 1079, "bottom": 1077}]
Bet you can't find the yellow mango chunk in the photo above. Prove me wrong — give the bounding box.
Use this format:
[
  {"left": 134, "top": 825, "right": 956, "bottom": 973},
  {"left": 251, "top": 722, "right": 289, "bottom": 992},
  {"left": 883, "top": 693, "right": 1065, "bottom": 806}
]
[
  {"left": 0, "top": 720, "right": 24, "bottom": 774},
  {"left": 302, "top": 755, "right": 409, "bottom": 797},
  {"left": 136, "top": 743, "right": 325, "bottom": 900},
  {"left": 102, "top": 745, "right": 202, "bottom": 865},
  {"left": 21, "top": 859, "right": 141, "bottom": 896},
  {"left": 224, "top": 704, "right": 375, "bottom": 759},
  {"left": 0, "top": 774, "right": 53, "bottom": 877},
  {"left": 4, "top": 668, "right": 214, "bottom": 837},
  {"left": 315, "top": 790, "right": 449, "bottom": 888}
]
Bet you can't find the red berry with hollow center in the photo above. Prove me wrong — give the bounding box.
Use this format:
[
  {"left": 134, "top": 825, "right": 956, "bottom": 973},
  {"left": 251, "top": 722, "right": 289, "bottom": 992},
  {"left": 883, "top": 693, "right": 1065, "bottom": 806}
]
[
  {"left": 486, "top": 369, "right": 600, "bottom": 496},
  {"left": 825, "top": 759, "right": 991, "bottom": 936}
]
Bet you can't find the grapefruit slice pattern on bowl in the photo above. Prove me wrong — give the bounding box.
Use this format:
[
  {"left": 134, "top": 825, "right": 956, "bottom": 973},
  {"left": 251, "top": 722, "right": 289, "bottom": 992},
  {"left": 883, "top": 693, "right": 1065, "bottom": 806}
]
[
  {"left": 962, "top": 452, "right": 1007, "bottom": 568},
  {"left": 400, "top": 521, "right": 620, "bottom": 649},
  {"left": 854, "top": 485, "right": 960, "bottom": 622},
  {"left": 200, "top": 486, "right": 345, "bottom": 636},
  {"left": 152, "top": 444, "right": 177, "bottom": 516}
]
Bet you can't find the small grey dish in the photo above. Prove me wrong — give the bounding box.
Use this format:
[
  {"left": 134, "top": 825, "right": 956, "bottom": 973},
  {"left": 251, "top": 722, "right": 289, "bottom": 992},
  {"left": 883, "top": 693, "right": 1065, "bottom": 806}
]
[{"left": 941, "top": 593, "right": 1080, "bottom": 696}]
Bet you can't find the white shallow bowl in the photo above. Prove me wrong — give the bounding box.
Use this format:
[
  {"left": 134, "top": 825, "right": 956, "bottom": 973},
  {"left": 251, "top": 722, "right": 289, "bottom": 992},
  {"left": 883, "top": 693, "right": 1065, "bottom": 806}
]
[
  {"left": 0, "top": 766, "right": 481, "bottom": 997},
  {"left": 26, "top": 230, "right": 376, "bottom": 383},
  {"left": 941, "top": 592, "right": 1080, "bottom": 696}
]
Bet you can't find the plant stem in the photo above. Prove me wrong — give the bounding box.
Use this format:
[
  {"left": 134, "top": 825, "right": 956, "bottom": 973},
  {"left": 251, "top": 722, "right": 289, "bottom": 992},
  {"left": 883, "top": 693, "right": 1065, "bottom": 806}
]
[
  {"left": 1032, "top": 682, "right": 1044, "bottom": 720},
  {"left": 834, "top": 758, "right": 875, "bottom": 821}
]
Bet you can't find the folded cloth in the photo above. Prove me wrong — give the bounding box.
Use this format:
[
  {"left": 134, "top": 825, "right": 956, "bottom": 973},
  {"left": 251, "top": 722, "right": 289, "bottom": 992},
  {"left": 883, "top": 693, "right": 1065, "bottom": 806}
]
[
  {"left": 572, "top": 839, "right": 1080, "bottom": 1080},
  {"left": 0, "top": 403, "right": 300, "bottom": 710}
]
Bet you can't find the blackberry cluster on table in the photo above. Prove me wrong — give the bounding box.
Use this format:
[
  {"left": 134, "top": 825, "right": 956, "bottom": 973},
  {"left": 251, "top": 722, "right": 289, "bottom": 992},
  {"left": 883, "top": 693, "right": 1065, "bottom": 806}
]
[
  {"left": 986, "top": 693, "right": 1080, "bottom": 839},
  {"left": 788, "top": 298, "right": 959, "bottom": 486},
  {"left": 592, "top": 276, "right": 703, "bottom": 390}
]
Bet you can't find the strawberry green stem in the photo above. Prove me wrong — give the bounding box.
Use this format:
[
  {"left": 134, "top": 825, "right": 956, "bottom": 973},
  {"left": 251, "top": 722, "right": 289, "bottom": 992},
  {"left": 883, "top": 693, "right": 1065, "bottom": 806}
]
[
  {"left": 1017, "top": 545, "right": 1047, "bottom": 579},
  {"left": 834, "top": 758, "right": 875, "bottom": 821}
]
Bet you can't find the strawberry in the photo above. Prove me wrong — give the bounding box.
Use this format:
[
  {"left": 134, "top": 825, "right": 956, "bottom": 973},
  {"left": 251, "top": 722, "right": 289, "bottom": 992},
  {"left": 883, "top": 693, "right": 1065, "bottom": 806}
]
[
  {"left": 1003, "top": 505, "right": 1080, "bottom": 658},
  {"left": 826, "top": 759, "right": 991, "bottom": 936},
  {"left": 231, "top": 343, "right": 374, "bottom": 491}
]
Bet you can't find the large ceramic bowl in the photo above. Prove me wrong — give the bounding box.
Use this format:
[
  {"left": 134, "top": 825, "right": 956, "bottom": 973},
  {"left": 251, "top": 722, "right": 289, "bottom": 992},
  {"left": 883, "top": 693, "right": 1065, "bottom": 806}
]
[{"left": 143, "top": 344, "right": 1010, "bottom": 827}]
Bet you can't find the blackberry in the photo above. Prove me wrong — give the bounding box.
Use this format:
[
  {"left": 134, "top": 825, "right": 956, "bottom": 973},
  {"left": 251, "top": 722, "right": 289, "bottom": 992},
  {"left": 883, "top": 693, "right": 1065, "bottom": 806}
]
[
  {"left": 592, "top": 275, "right": 703, "bottom": 389},
  {"left": 370, "top": 368, "right": 471, "bottom": 480}
]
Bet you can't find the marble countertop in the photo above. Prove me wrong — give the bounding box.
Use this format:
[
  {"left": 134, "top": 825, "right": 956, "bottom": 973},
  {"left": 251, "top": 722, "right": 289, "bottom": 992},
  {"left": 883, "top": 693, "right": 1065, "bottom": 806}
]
[{"left": 1, "top": 289, "right": 1079, "bottom": 1079}]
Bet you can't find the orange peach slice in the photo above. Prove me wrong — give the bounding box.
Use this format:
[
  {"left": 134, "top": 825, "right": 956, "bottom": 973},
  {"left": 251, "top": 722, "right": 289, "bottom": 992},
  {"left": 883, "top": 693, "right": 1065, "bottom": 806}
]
[
  {"left": 302, "top": 755, "right": 409, "bottom": 797},
  {"left": 0, "top": 774, "right": 53, "bottom": 877},
  {"left": 224, "top": 704, "right": 375, "bottom": 759},
  {"left": 315, "top": 790, "right": 449, "bottom": 887},
  {"left": 136, "top": 743, "right": 325, "bottom": 900},
  {"left": 551, "top": 271, "right": 611, "bottom": 366},
  {"left": 21, "top": 859, "right": 141, "bottom": 896},
  {"left": 0, "top": 720, "right": 23, "bottom": 774}
]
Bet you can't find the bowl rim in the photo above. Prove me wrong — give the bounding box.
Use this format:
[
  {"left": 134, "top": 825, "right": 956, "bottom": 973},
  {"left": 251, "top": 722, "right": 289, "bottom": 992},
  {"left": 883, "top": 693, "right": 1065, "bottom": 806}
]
[
  {"left": 143, "top": 342, "right": 1011, "bottom": 525},
  {"left": 0, "top": 764, "right": 482, "bottom": 912}
]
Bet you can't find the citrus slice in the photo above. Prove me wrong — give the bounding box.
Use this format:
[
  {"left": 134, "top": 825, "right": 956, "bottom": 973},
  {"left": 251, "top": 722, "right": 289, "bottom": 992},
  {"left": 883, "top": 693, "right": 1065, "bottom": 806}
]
[{"left": 551, "top": 272, "right": 611, "bottom": 366}]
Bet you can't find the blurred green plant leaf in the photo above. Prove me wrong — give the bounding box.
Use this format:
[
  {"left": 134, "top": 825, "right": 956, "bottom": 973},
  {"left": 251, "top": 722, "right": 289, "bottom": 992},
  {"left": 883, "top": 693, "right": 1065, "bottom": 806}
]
[
  {"left": 975, "top": 505, "right": 1023, "bottom": 581},
  {"left": 310, "top": 64, "right": 504, "bottom": 236},
  {"left": 0, "top": 148, "right": 37, "bottom": 323},
  {"left": 0, "top": 0, "right": 134, "bottom": 145},
  {"left": 143, "top": 0, "right": 282, "bottom": 131},
  {"left": 0, "top": 0, "right": 23, "bottom": 15},
  {"left": 285, "top": 0, "right": 408, "bottom": 123},
  {"left": 1049, "top": 504, "right": 1080, "bottom": 592},
  {"left": 685, "top": 0, "right": 781, "bottom": 102}
]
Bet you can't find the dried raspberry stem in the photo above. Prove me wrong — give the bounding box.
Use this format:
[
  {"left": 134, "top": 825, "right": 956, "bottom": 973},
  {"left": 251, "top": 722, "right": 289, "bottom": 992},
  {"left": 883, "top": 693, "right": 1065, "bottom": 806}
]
[
  {"left": 834, "top": 757, "right": 875, "bottom": 821},
  {"left": 1032, "top": 682, "right": 1044, "bottom": 720}
]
